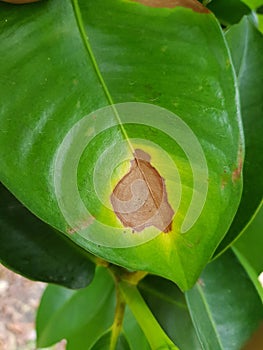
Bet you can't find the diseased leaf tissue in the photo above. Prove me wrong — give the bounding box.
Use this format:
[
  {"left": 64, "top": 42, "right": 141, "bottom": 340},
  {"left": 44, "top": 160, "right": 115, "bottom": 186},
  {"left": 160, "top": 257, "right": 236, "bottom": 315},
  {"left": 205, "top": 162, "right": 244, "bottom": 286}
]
[{"left": 111, "top": 149, "right": 174, "bottom": 233}]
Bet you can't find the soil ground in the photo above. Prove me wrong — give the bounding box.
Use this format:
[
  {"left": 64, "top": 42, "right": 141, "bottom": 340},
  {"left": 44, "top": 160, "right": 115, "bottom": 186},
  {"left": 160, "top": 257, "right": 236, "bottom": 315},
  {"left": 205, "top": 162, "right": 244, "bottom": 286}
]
[{"left": 0, "top": 264, "right": 65, "bottom": 350}]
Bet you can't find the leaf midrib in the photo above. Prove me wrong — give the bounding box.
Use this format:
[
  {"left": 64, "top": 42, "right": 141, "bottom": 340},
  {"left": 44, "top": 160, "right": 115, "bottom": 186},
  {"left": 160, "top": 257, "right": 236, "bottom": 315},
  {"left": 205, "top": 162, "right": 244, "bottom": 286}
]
[
  {"left": 70, "top": 0, "right": 171, "bottom": 232},
  {"left": 71, "top": 0, "right": 114, "bottom": 106},
  {"left": 195, "top": 284, "right": 224, "bottom": 350}
]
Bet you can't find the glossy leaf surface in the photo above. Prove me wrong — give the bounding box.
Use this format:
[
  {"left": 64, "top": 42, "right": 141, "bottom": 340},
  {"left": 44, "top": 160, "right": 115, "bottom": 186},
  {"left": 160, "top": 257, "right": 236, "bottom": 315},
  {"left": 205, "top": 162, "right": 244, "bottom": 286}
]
[
  {"left": 0, "top": 183, "right": 95, "bottom": 288},
  {"left": 215, "top": 16, "right": 263, "bottom": 255},
  {"left": 186, "top": 250, "right": 263, "bottom": 350},
  {"left": 0, "top": 0, "right": 243, "bottom": 289}
]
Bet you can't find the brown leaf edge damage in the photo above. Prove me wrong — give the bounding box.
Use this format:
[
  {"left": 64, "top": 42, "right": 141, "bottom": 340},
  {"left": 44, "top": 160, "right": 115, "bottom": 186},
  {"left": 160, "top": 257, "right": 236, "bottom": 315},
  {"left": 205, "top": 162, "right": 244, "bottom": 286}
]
[
  {"left": 232, "top": 147, "right": 243, "bottom": 183},
  {"left": 0, "top": 0, "right": 40, "bottom": 4},
  {"left": 111, "top": 149, "right": 174, "bottom": 233},
  {"left": 131, "top": 0, "right": 210, "bottom": 13}
]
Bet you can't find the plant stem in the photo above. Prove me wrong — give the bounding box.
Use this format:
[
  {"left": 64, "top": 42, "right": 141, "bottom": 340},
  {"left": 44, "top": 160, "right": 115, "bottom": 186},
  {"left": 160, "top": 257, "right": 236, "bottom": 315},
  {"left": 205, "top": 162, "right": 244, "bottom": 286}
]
[
  {"left": 109, "top": 264, "right": 148, "bottom": 285},
  {"left": 122, "top": 270, "right": 149, "bottom": 285},
  {"left": 110, "top": 285, "right": 126, "bottom": 350}
]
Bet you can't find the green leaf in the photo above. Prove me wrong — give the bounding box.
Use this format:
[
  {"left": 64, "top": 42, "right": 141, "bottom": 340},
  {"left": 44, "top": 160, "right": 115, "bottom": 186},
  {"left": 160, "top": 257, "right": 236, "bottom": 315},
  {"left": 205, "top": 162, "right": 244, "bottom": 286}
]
[
  {"left": 0, "top": 183, "right": 95, "bottom": 288},
  {"left": 139, "top": 275, "right": 202, "bottom": 350},
  {"left": 207, "top": 0, "right": 250, "bottom": 26},
  {"left": 215, "top": 17, "right": 263, "bottom": 255},
  {"left": 232, "top": 246, "right": 263, "bottom": 304},
  {"left": 36, "top": 267, "right": 115, "bottom": 348},
  {"left": 185, "top": 250, "right": 263, "bottom": 350},
  {"left": 234, "top": 204, "right": 263, "bottom": 274},
  {"left": 0, "top": 0, "right": 243, "bottom": 289}
]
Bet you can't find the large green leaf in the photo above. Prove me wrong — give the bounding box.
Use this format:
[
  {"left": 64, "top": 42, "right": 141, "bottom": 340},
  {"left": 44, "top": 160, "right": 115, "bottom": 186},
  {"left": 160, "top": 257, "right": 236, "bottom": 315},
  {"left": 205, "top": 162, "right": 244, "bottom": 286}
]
[
  {"left": 0, "top": 183, "right": 95, "bottom": 288},
  {"left": 36, "top": 267, "right": 115, "bottom": 348},
  {"left": 215, "top": 16, "right": 263, "bottom": 255},
  {"left": 0, "top": 0, "right": 243, "bottom": 289},
  {"left": 185, "top": 250, "right": 263, "bottom": 350}
]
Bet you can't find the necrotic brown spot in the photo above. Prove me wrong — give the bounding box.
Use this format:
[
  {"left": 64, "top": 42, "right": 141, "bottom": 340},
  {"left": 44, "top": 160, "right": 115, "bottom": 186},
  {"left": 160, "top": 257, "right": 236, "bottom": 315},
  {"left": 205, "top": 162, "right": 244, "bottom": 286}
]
[
  {"left": 131, "top": 0, "right": 210, "bottom": 13},
  {"left": 111, "top": 149, "right": 174, "bottom": 233}
]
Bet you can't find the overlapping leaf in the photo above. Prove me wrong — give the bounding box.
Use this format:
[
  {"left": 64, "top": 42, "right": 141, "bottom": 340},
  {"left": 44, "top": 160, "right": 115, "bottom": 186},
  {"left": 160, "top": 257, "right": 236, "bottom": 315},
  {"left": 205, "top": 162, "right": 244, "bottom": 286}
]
[
  {"left": 0, "top": 0, "right": 243, "bottom": 289},
  {"left": 234, "top": 204, "right": 263, "bottom": 274},
  {"left": 215, "top": 16, "right": 263, "bottom": 255},
  {"left": 0, "top": 183, "right": 95, "bottom": 288},
  {"left": 36, "top": 267, "right": 115, "bottom": 348},
  {"left": 186, "top": 250, "right": 263, "bottom": 350},
  {"left": 139, "top": 275, "right": 202, "bottom": 349}
]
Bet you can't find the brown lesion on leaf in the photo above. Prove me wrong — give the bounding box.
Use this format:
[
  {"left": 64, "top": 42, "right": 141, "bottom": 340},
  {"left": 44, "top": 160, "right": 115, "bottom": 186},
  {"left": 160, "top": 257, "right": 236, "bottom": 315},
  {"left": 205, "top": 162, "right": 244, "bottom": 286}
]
[
  {"left": 110, "top": 149, "right": 174, "bottom": 233},
  {"left": 232, "top": 156, "right": 243, "bottom": 183},
  {"left": 197, "top": 278, "right": 205, "bottom": 287},
  {"left": 130, "top": 0, "right": 210, "bottom": 13},
  {"left": 66, "top": 216, "right": 95, "bottom": 235},
  {"left": 232, "top": 147, "right": 244, "bottom": 183}
]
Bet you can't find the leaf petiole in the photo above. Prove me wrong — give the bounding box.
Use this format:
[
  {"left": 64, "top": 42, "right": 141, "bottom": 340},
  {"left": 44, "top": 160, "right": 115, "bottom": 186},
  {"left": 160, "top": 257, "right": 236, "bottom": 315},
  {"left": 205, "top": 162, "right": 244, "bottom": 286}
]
[{"left": 119, "top": 281, "right": 179, "bottom": 350}]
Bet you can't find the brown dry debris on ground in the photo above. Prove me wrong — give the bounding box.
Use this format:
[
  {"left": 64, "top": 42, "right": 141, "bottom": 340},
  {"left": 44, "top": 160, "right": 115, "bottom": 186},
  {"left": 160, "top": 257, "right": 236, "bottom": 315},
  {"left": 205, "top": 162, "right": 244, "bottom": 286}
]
[{"left": 0, "top": 264, "right": 65, "bottom": 350}]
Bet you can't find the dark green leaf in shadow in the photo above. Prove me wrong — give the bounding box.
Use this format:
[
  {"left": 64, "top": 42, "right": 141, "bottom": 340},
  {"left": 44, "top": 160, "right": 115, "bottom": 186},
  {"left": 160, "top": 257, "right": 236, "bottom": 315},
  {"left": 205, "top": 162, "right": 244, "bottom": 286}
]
[
  {"left": 0, "top": 183, "right": 95, "bottom": 288},
  {"left": 186, "top": 250, "right": 263, "bottom": 350},
  {"left": 36, "top": 267, "right": 115, "bottom": 348},
  {"left": 234, "top": 204, "right": 263, "bottom": 274},
  {"left": 232, "top": 247, "right": 263, "bottom": 304},
  {"left": 139, "top": 275, "right": 201, "bottom": 350},
  {"left": 207, "top": 0, "right": 250, "bottom": 26},
  {"left": 215, "top": 17, "right": 263, "bottom": 255}
]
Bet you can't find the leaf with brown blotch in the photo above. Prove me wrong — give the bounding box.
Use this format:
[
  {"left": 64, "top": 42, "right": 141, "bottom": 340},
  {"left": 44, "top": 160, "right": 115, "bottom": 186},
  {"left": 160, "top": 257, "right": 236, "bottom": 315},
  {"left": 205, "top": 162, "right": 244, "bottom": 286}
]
[
  {"left": 131, "top": 0, "right": 210, "bottom": 13},
  {"left": 111, "top": 149, "right": 174, "bottom": 233}
]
